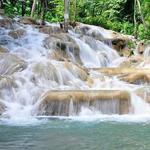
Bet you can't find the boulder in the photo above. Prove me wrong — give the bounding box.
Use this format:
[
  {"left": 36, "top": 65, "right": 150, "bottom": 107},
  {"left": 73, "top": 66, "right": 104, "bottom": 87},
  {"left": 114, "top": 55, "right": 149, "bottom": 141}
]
[
  {"left": 38, "top": 90, "right": 130, "bottom": 116},
  {"left": 112, "top": 38, "right": 126, "bottom": 52},
  {"left": 19, "top": 17, "right": 38, "bottom": 25},
  {"left": 137, "top": 41, "right": 145, "bottom": 55}
]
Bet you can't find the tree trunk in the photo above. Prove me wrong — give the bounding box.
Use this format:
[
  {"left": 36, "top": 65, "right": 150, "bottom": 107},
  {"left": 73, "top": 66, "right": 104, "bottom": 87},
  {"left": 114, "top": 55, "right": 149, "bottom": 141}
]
[
  {"left": 21, "top": 0, "right": 26, "bottom": 16},
  {"left": 73, "top": 0, "right": 77, "bottom": 22},
  {"left": 41, "top": 0, "right": 46, "bottom": 25},
  {"left": 136, "top": 0, "right": 147, "bottom": 30},
  {"left": 31, "top": 0, "right": 38, "bottom": 18},
  {"left": 64, "top": 0, "right": 70, "bottom": 32},
  {"left": 134, "top": 0, "right": 137, "bottom": 38},
  {"left": 30, "top": 0, "right": 33, "bottom": 13}
]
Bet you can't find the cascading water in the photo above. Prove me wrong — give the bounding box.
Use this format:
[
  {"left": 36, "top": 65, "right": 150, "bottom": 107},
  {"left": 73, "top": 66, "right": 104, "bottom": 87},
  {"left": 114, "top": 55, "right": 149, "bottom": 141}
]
[{"left": 0, "top": 16, "right": 150, "bottom": 124}]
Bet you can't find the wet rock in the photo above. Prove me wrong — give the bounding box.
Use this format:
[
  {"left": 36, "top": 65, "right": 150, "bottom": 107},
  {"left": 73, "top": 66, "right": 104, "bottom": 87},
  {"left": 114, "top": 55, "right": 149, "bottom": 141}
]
[
  {"left": 75, "top": 24, "right": 105, "bottom": 41},
  {"left": 121, "top": 73, "right": 150, "bottom": 84},
  {"left": 96, "top": 68, "right": 150, "bottom": 76},
  {"left": 49, "top": 51, "right": 68, "bottom": 61},
  {"left": 63, "top": 62, "right": 88, "bottom": 81},
  {"left": 0, "top": 76, "right": 17, "bottom": 89},
  {"left": 39, "top": 26, "right": 62, "bottom": 35},
  {"left": 136, "top": 88, "right": 150, "bottom": 103},
  {"left": 0, "top": 53, "right": 27, "bottom": 75},
  {"left": 119, "top": 56, "right": 143, "bottom": 68},
  {"left": 0, "top": 46, "right": 8, "bottom": 53},
  {"left": 19, "top": 17, "right": 38, "bottom": 25},
  {"left": 96, "top": 68, "right": 150, "bottom": 84},
  {"left": 32, "top": 61, "right": 88, "bottom": 85},
  {"left": 38, "top": 90, "right": 130, "bottom": 116},
  {"left": 0, "top": 18, "right": 15, "bottom": 29},
  {"left": 137, "top": 41, "right": 145, "bottom": 55},
  {"left": 74, "top": 23, "right": 134, "bottom": 56},
  {"left": 112, "top": 38, "right": 126, "bottom": 52},
  {"left": 32, "top": 62, "right": 60, "bottom": 83},
  {"left": 44, "top": 33, "right": 82, "bottom": 64},
  {"left": 8, "top": 29, "right": 26, "bottom": 39}
]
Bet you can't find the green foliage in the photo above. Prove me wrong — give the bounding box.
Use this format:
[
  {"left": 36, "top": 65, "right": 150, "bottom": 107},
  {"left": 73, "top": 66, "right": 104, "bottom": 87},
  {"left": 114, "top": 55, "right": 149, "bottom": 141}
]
[{"left": 2, "top": 0, "right": 150, "bottom": 40}]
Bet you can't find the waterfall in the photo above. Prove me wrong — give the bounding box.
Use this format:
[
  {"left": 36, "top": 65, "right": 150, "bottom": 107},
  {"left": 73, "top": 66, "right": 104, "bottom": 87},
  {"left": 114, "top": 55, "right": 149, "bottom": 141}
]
[
  {"left": 144, "top": 45, "right": 150, "bottom": 57},
  {"left": 0, "top": 16, "right": 150, "bottom": 123},
  {"left": 131, "top": 93, "right": 150, "bottom": 115}
]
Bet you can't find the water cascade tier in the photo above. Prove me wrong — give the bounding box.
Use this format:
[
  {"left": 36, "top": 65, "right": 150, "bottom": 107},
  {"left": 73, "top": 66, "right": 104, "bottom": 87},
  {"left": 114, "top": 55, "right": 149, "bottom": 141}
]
[
  {"left": 0, "top": 16, "right": 150, "bottom": 120},
  {"left": 38, "top": 90, "right": 130, "bottom": 116}
]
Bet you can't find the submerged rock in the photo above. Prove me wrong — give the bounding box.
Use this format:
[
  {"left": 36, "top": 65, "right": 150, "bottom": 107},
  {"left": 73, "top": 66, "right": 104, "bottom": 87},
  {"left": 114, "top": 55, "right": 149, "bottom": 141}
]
[
  {"left": 32, "top": 61, "right": 88, "bottom": 85},
  {"left": 0, "top": 76, "right": 17, "bottom": 89},
  {"left": 8, "top": 29, "right": 26, "bottom": 39},
  {"left": 0, "top": 53, "right": 27, "bottom": 75},
  {"left": 0, "top": 35, "right": 14, "bottom": 45},
  {"left": 44, "top": 33, "right": 82, "bottom": 64},
  {"left": 38, "top": 90, "right": 130, "bottom": 116},
  {"left": 32, "top": 62, "right": 60, "bottom": 83},
  {"left": 75, "top": 23, "right": 105, "bottom": 41},
  {"left": 63, "top": 62, "right": 88, "bottom": 81},
  {"left": 136, "top": 88, "right": 150, "bottom": 103}
]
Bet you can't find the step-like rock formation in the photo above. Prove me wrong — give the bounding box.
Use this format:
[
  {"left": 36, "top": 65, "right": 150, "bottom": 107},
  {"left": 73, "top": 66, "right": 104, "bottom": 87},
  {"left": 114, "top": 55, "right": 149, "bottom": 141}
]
[
  {"left": 38, "top": 90, "right": 130, "bottom": 116},
  {"left": 95, "top": 68, "right": 150, "bottom": 84}
]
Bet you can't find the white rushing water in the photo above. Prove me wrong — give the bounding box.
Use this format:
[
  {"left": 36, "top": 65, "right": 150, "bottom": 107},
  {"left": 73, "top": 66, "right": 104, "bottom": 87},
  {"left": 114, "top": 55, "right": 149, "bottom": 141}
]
[{"left": 0, "top": 17, "right": 150, "bottom": 124}]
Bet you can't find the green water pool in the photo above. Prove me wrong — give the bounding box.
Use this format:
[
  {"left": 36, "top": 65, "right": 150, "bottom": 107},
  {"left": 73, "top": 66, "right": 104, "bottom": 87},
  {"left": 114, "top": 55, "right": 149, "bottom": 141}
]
[{"left": 0, "top": 119, "right": 150, "bottom": 150}]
